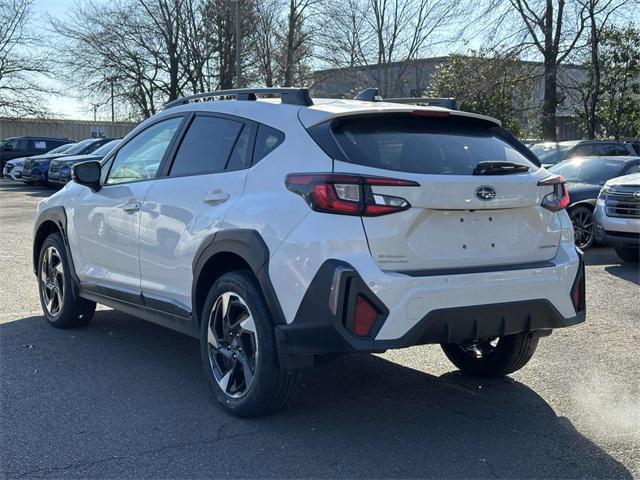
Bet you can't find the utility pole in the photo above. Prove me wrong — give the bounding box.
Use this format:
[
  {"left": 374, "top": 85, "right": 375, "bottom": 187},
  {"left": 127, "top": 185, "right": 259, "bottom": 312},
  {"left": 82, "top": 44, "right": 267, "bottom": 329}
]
[{"left": 231, "top": 0, "right": 241, "bottom": 87}]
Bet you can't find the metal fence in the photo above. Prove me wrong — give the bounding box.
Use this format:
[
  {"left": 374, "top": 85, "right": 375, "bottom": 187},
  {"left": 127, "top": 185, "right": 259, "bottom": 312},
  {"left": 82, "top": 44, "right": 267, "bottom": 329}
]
[{"left": 0, "top": 117, "right": 137, "bottom": 141}]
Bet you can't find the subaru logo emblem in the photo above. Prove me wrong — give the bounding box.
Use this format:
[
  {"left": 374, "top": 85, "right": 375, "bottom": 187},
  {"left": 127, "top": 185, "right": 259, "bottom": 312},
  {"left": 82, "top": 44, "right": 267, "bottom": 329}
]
[
  {"left": 475, "top": 186, "right": 497, "bottom": 201},
  {"left": 633, "top": 191, "right": 640, "bottom": 200}
]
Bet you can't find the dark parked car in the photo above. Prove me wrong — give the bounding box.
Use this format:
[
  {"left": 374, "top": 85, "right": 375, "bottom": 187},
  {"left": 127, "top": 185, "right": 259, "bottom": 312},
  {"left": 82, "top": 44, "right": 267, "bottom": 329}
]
[
  {"left": 530, "top": 140, "right": 636, "bottom": 167},
  {"left": 0, "top": 136, "right": 73, "bottom": 178},
  {"left": 48, "top": 139, "right": 121, "bottom": 186},
  {"left": 3, "top": 143, "right": 77, "bottom": 180},
  {"left": 548, "top": 156, "right": 640, "bottom": 249},
  {"left": 22, "top": 138, "right": 116, "bottom": 185}
]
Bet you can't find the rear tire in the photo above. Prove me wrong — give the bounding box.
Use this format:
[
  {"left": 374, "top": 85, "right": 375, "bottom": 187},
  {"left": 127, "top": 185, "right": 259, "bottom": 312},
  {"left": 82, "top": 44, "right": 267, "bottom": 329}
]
[
  {"left": 441, "top": 333, "right": 539, "bottom": 377},
  {"left": 614, "top": 246, "right": 639, "bottom": 263},
  {"left": 38, "top": 233, "right": 96, "bottom": 328},
  {"left": 199, "top": 270, "right": 295, "bottom": 417}
]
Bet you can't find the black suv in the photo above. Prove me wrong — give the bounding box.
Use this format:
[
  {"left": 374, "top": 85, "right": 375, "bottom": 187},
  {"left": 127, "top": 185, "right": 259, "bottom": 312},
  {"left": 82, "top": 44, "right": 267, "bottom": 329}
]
[
  {"left": 529, "top": 140, "right": 636, "bottom": 167},
  {"left": 0, "top": 136, "right": 73, "bottom": 178}
]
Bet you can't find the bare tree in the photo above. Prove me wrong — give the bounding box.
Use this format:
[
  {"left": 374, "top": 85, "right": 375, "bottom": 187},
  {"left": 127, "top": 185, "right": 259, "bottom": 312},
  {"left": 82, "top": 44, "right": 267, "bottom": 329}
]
[
  {"left": 316, "top": 0, "right": 462, "bottom": 97},
  {"left": 249, "top": 0, "right": 281, "bottom": 87},
  {"left": 502, "top": 0, "right": 588, "bottom": 141},
  {"left": 577, "top": 0, "right": 639, "bottom": 138},
  {"left": 0, "top": 0, "right": 49, "bottom": 117},
  {"left": 281, "top": 0, "right": 317, "bottom": 86},
  {"left": 50, "top": 1, "right": 165, "bottom": 119}
]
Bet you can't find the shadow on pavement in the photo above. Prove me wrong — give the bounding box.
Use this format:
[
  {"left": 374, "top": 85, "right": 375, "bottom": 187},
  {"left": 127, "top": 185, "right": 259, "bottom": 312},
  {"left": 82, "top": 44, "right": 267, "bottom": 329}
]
[
  {"left": 604, "top": 264, "right": 640, "bottom": 285},
  {"left": 0, "top": 179, "right": 56, "bottom": 198},
  {"left": 0, "top": 311, "right": 632, "bottom": 479},
  {"left": 583, "top": 246, "right": 621, "bottom": 266}
]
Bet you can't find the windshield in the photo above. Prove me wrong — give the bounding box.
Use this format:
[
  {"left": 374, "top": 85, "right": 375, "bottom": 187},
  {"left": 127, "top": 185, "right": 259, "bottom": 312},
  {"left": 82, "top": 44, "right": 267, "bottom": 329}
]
[
  {"left": 48, "top": 143, "right": 75, "bottom": 154},
  {"left": 549, "top": 158, "right": 624, "bottom": 184},
  {"left": 64, "top": 139, "right": 100, "bottom": 156},
  {"left": 332, "top": 115, "right": 535, "bottom": 175},
  {"left": 93, "top": 139, "right": 120, "bottom": 156},
  {"left": 529, "top": 143, "right": 575, "bottom": 165}
]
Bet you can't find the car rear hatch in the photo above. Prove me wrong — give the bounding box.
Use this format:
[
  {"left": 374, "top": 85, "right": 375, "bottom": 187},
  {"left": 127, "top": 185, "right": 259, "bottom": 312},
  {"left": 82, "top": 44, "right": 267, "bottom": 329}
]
[{"left": 305, "top": 111, "right": 564, "bottom": 272}]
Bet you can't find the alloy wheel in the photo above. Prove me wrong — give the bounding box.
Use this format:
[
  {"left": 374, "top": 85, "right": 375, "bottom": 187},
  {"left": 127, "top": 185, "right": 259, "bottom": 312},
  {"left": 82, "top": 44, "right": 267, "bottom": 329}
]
[
  {"left": 569, "top": 209, "right": 595, "bottom": 249},
  {"left": 40, "top": 246, "right": 64, "bottom": 317},
  {"left": 207, "top": 292, "right": 258, "bottom": 398}
]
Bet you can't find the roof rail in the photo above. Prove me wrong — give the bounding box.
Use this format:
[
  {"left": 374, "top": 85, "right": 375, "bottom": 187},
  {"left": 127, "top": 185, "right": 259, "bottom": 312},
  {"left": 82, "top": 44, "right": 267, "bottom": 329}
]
[{"left": 164, "top": 87, "right": 313, "bottom": 109}]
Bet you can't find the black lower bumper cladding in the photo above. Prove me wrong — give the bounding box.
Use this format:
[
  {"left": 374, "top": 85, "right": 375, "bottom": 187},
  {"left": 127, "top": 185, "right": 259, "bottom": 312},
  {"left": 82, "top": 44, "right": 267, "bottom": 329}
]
[{"left": 276, "top": 257, "right": 586, "bottom": 363}]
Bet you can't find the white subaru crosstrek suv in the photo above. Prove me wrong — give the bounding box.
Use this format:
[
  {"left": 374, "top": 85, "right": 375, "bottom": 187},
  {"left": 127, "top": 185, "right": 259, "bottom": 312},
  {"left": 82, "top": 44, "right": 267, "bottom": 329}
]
[{"left": 32, "top": 88, "right": 585, "bottom": 416}]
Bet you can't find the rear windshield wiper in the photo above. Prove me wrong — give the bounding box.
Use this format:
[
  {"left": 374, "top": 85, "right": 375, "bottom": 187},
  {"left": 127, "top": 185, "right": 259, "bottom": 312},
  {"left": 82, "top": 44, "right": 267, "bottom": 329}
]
[{"left": 472, "top": 161, "right": 530, "bottom": 175}]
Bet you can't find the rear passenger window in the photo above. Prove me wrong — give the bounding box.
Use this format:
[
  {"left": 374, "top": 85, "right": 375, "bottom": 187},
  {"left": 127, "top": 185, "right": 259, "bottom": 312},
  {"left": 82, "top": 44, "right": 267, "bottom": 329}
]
[
  {"left": 170, "top": 116, "right": 243, "bottom": 176},
  {"left": 253, "top": 125, "right": 284, "bottom": 164}
]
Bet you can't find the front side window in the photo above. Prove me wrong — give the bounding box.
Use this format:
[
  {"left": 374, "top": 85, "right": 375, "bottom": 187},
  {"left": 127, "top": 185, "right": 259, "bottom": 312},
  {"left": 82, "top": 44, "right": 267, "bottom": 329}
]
[
  {"left": 6, "top": 138, "right": 29, "bottom": 151},
  {"left": 170, "top": 115, "right": 243, "bottom": 176},
  {"left": 106, "top": 117, "right": 182, "bottom": 185}
]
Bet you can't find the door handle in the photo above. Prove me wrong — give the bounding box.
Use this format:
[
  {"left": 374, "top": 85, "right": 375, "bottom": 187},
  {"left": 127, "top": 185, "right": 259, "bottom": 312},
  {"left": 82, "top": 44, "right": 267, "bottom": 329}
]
[
  {"left": 122, "top": 201, "right": 141, "bottom": 213},
  {"left": 203, "top": 190, "right": 230, "bottom": 205}
]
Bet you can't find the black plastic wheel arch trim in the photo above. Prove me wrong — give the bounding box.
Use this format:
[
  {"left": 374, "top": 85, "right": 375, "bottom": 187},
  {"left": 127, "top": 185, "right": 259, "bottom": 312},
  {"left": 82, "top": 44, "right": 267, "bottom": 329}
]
[
  {"left": 191, "top": 229, "right": 286, "bottom": 326},
  {"left": 33, "top": 206, "right": 82, "bottom": 299},
  {"left": 277, "top": 259, "right": 390, "bottom": 355},
  {"left": 570, "top": 248, "right": 586, "bottom": 314}
]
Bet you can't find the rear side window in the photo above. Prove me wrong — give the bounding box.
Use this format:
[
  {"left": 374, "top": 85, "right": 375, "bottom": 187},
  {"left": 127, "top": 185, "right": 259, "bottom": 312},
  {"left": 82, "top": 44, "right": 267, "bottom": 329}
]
[
  {"left": 170, "top": 115, "right": 243, "bottom": 176},
  {"left": 226, "top": 122, "right": 256, "bottom": 171},
  {"left": 332, "top": 115, "right": 535, "bottom": 175},
  {"left": 253, "top": 125, "right": 284, "bottom": 164}
]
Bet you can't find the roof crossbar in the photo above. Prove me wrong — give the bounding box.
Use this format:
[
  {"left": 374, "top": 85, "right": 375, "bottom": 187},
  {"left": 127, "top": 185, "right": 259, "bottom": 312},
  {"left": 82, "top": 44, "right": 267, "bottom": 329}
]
[{"left": 164, "top": 88, "right": 313, "bottom": 109}]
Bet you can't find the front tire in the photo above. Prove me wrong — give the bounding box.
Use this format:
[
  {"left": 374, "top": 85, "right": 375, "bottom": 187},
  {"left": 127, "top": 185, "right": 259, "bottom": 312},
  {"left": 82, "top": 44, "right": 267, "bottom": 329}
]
[
  {"left": 199, "top": 271, "right": 295, "bottom": 417},
  {"left": 614, "top": 246, "right": 639, "bottom": 263},
  {"left": 38, "top": 233, "right": 96, "bottom": 328},
  {"left": 441, "top": 333, "right": 539, "bottom": 377},
  {"left": 569, "top": 206, "right": 595, "bottom": 249}
]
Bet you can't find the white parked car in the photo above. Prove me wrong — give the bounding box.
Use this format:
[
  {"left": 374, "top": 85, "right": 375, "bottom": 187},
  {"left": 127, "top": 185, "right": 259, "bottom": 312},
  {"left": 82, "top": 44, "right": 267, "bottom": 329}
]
[
  {"left": 32, "top": 88, "right": 585, "bottom": 416},
  {"left": 595, "top": 172, "right": 640, "bottom": 263},
  {"left": 3, "top": 156, "right": 27, "bottom": 180}
]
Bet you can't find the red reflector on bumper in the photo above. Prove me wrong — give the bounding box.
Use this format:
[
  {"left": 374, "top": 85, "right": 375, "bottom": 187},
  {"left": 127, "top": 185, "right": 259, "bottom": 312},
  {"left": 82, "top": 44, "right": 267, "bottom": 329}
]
[{"left": 354, "top": 295, "right": 378, "bottom": 337}]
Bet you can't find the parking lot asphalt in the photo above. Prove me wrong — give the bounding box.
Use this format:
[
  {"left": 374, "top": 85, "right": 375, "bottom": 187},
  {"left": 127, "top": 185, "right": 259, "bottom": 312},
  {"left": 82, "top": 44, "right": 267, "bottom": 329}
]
[{"left": 0, "top": 178, "right": 638, "bottom": 479}]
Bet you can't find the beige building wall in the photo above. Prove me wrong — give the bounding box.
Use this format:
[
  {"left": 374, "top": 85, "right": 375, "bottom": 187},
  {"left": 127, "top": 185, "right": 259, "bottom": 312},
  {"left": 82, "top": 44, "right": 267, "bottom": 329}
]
[{"left": 0, "top": 118, "right": 137, "bottom": 141}]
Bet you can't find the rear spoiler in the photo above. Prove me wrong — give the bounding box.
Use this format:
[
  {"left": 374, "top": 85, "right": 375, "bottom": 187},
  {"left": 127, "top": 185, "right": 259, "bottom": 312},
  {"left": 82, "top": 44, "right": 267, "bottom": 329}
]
[{"left": 354, "top": 88, "right": 459, "bottom": 110}]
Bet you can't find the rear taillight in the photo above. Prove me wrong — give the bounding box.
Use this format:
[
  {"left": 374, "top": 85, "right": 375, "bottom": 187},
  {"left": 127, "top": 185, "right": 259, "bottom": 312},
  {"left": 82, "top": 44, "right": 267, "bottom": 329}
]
[
  {"left": 538, "top": 175, "right": 570, "bottom": 211},
  {"left": 286, "top": 173, "right": 418, "bottom": 216}
]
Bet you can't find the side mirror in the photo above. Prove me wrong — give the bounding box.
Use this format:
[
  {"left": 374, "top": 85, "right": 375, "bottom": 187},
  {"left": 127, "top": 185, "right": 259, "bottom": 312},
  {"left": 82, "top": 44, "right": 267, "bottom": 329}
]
[
  {"left": 2, "top": 144, "right": 13, "bottom": 151},
  {"left": 72, "top": 160, "right": 101, "bottom": 191}
]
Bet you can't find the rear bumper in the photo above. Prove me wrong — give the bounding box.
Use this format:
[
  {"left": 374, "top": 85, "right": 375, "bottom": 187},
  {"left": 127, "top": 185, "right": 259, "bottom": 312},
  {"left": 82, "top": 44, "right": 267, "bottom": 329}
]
[{"left": 276, "top": 250, "right": 585, "bottom": 360}]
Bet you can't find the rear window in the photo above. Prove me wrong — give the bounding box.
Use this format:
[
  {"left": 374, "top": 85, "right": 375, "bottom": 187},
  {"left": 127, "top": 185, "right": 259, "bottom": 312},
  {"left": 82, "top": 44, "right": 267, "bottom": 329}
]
[{"left": 332, "top": 115, "right": 535, "bottom": 175}]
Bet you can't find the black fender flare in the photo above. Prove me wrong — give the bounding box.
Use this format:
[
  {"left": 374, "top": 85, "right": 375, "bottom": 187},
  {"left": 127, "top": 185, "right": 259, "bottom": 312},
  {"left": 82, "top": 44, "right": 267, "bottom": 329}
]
[
  {"left": 33, "top": 206, "right": 81, "bottom": 298},
  {"left": 191, "top": 229, "right": 286, "bottom": 326}
]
